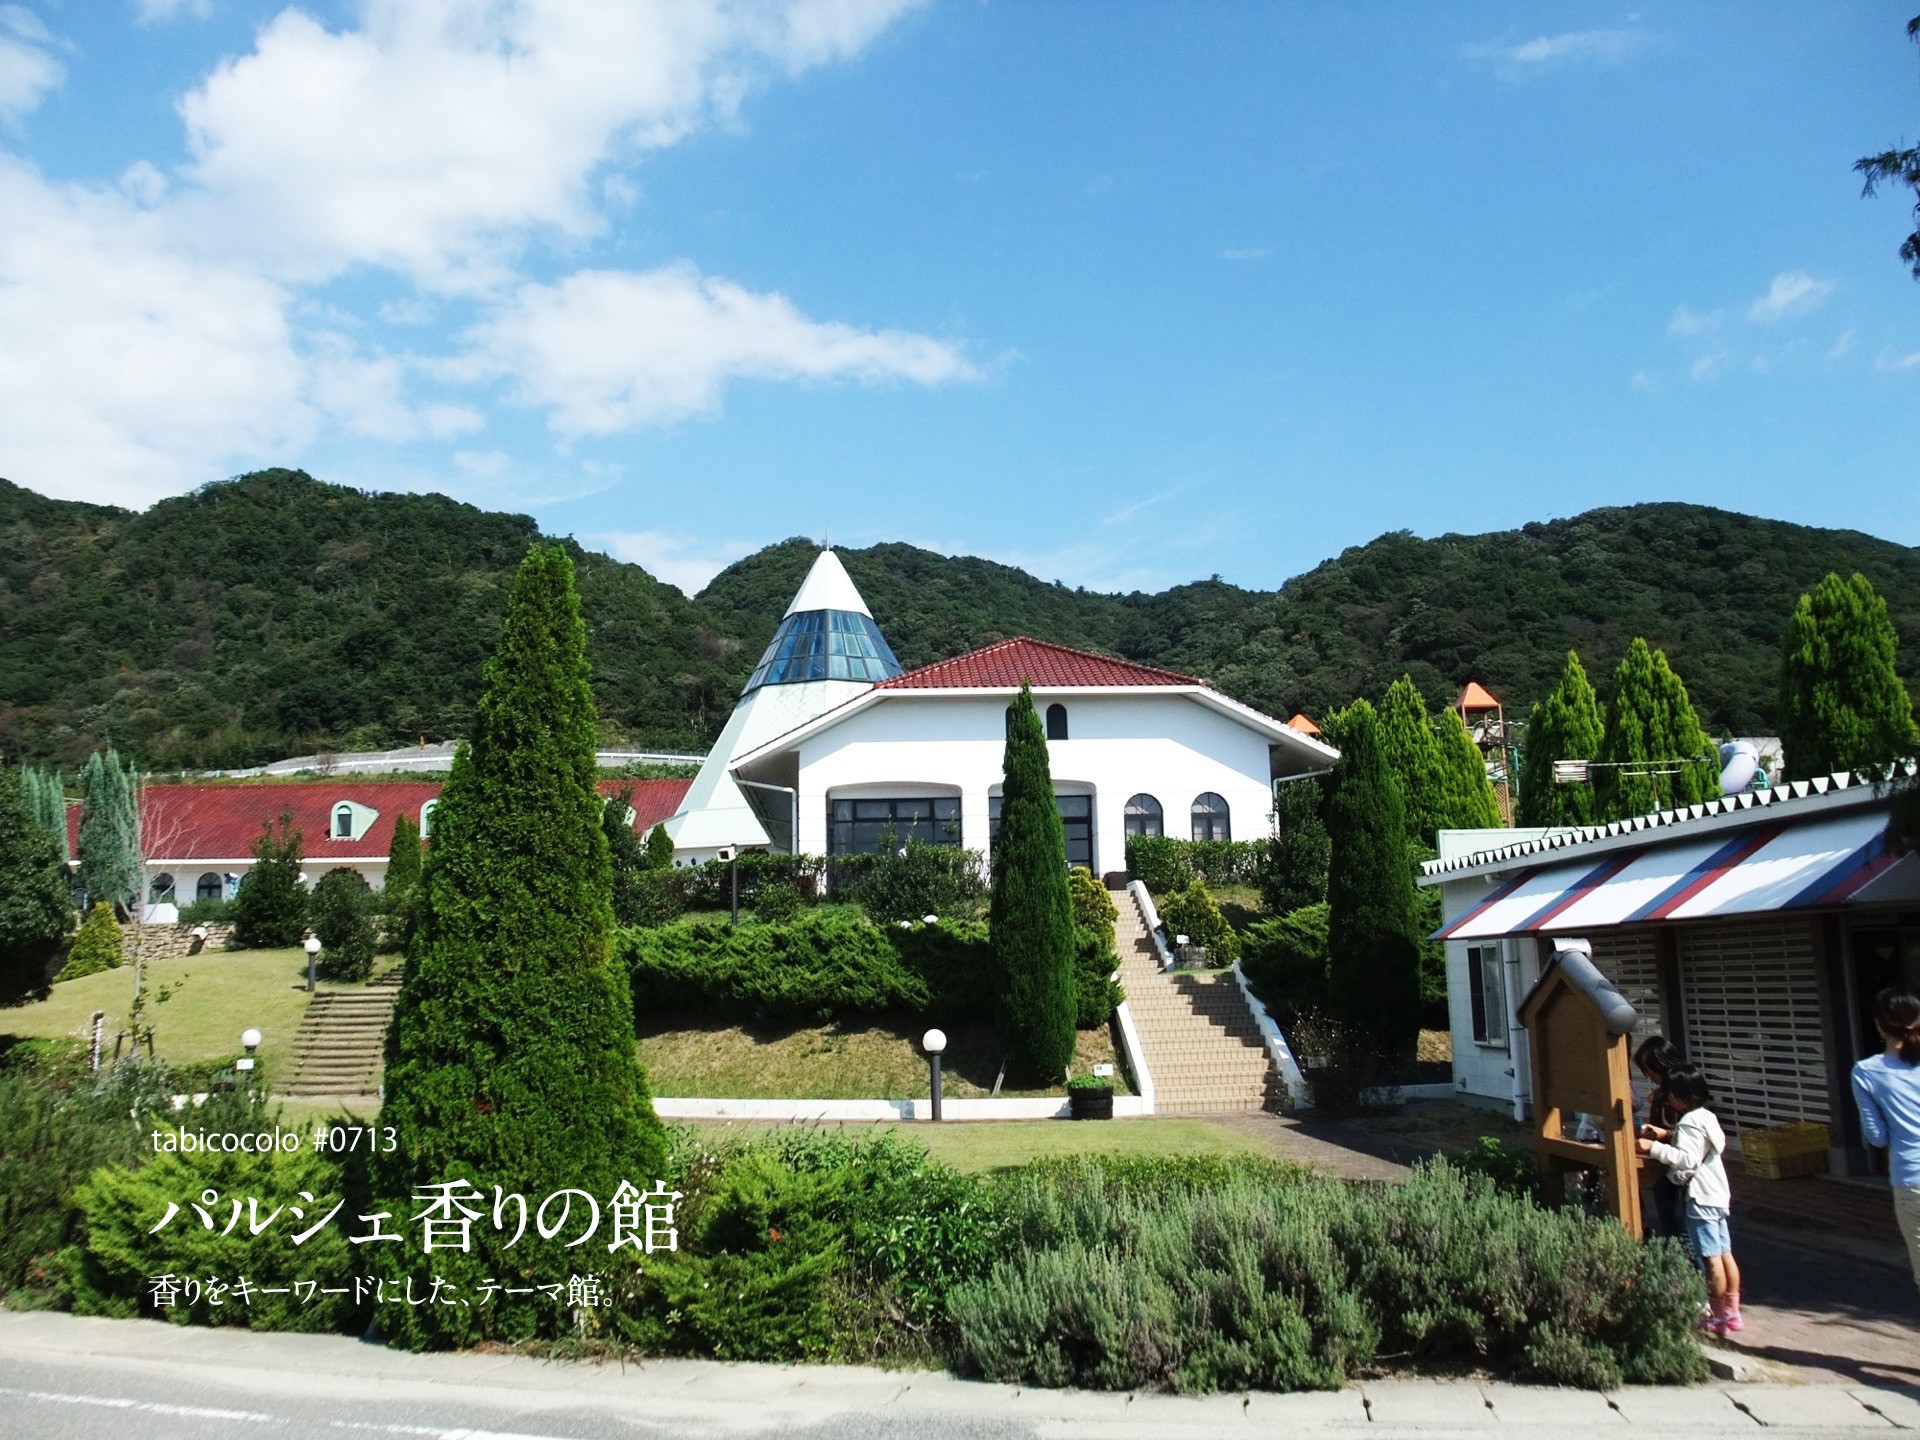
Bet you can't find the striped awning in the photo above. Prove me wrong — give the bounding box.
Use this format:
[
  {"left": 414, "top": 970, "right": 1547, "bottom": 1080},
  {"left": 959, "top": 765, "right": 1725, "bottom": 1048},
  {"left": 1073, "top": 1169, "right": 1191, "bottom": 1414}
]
[{"left": 1436, "top": 810, "right": 1896, "bottom": 941}]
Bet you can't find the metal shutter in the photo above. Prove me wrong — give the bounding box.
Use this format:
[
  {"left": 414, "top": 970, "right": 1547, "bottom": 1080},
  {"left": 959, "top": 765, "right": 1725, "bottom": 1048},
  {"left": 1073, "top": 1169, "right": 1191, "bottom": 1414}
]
[
  {"left": 1677, "top": 921, "right": 1828, "bottom": 1140},
  {"left": 1588, "top": 930, "right": 1663, "bottom": 1047}
]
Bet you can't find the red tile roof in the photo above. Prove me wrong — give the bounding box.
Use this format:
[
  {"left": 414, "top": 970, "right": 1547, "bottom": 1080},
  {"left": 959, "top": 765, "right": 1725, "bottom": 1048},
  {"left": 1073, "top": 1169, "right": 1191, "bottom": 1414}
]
[
  {"left": 875, "top": 637, "right": 1201, "bottom": 691},
  {"left": 68, "top": 778, "right": 690, "bottom": 863}
]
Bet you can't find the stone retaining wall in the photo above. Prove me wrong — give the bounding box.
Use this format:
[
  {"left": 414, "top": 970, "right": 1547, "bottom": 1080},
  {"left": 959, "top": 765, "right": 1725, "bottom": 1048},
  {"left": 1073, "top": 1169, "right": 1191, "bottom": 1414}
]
[{"left": 130, "top": 922, "right": 238, "bottom": 961}]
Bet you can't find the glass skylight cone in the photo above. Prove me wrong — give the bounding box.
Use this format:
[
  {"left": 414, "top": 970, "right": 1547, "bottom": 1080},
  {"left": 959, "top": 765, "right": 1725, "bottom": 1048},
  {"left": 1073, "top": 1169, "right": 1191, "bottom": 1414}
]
[{"left": 743, "top": 609, "right": 902, "bottom": 692}]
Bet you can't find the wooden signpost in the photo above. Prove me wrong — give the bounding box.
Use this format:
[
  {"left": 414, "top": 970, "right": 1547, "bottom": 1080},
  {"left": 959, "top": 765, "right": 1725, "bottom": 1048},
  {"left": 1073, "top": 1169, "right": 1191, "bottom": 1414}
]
[{"left": 1518, "top": 938, "right": 1643, "bottom": 1238}]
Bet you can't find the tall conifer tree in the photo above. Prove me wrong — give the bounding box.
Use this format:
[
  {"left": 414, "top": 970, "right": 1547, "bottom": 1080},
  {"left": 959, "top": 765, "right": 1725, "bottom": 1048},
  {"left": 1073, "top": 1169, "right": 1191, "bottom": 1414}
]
[
  {"left": 1324, "top": 700, "right": 1422, "bottom": 1065},
  {"left": 991, "top": 682, "right": 1078, "bottom": 1083},
  {"left": 1262, "top": 776, "right": 1331, "bottom": 916},
  {"left": 385, "top": 812, "right": 422, "bottom": 896},
  {"left": 1376, "top": 676, "right": 1444, "bottom": 848},
  {"left": 1518, "top": 651, "right": 1606, "bottom": 826},
  {"left": 1779, "top": 572, "right": 1917, "bottom": 780},
  {"left": 77, "top": 748, "right": 140, "bottom": 915},
  {"left": 0, "top": 766, "right": 74, "bottom": 1003},
  {"left": 1432, "top": 708, "right": 1504, "bottom": 831},
  {"left": 22, "top": 767, "right": 70, "bottom": 863},
  {"left": 374, "top": 544, "right": 665, "bottom": 1347},
  {"left": 1594, "top": 639, "right": 1718, "bottom": 821}
]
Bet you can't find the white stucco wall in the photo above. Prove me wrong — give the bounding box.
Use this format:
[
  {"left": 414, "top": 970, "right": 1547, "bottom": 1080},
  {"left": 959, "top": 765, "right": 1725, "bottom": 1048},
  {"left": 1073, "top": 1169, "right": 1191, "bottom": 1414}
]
[
  {"left": 786, "top": 691, "right": 1279, "bottom": 875},
  {"left": 142, "top": 858, "right": 389, "bottom": 908}
]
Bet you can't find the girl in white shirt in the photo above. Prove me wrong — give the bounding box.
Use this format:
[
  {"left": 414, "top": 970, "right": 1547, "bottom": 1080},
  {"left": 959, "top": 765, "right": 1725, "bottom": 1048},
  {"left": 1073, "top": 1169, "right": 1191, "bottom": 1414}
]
[{"left": 1638, "top": 1065, "right": 1742, "bottom": 1334}]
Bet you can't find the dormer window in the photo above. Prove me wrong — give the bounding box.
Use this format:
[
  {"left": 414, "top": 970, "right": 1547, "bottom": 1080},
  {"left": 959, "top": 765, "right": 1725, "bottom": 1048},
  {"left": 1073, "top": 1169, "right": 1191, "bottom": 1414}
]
[
  {"left": 420, "top": 799, "right": 437, "bottom": 839},
  {"left": 334, "top": 804, "right": 355, "bottom": 839}
]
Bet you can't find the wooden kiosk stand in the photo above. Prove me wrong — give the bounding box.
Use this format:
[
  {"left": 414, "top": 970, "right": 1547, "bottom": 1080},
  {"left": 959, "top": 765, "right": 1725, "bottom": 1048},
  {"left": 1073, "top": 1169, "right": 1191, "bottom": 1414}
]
[{"left": 1517, "top": 938, "right": 1643, "bottom": 1238}]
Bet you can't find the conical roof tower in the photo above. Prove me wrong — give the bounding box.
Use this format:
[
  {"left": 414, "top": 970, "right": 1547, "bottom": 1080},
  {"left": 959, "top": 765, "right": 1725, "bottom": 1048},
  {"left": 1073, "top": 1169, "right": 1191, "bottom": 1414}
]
[{"left": 665, "top": 550, "right": 900, "bottom": 856}]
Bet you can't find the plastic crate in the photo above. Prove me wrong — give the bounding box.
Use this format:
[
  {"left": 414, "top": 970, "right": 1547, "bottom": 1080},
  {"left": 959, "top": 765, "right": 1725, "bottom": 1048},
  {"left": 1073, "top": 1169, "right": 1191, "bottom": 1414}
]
[{"left": 1741, "top": 1121, "right": 1830, "bottom": 1180}]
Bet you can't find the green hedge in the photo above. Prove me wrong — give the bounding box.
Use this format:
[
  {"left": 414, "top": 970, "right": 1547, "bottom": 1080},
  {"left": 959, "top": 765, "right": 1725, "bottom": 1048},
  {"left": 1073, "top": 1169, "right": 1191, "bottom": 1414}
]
[
  {"left": 1125, "top": 836, "right": 1265, "bottom": 892},
  {"left": 618, "top": 909, "right": 1118, "bottom": 1031},
  {"left": 1240, "top": 902, "right": 1330, "bottom": 1022},
  {"left": 950, "top": 1158, "right": 1707, "bottom": 1392}
]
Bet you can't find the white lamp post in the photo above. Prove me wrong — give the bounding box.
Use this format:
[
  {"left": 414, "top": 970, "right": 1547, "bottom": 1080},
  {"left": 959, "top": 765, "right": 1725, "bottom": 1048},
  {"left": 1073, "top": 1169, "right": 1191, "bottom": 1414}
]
[
  {"left": 237, "top": 1027, "right": 261, "bottom": 1087},
  {"left": 304, "top": 934, "right": 322, "bottom": 992},
  {"left": 922, "top": 1028, "right": 947, "bottom": 1123}
]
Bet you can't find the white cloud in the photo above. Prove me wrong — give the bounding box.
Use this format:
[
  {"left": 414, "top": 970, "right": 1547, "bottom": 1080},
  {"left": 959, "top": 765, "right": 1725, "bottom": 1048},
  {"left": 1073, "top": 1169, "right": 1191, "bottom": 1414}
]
[
  {"left": 0, "top": 157, "right": 311, "bottom": 507},
  {"left": 0, "top": 5, "right": 63, "bottom": 121},
  {"left": 462, "top": 263, "right": 973, "bottom": 436},
  {"left": 1667, "top": 303, "right": 1720, "bottom": 337},
  {"left": 1747, "top": 270, "right": 1834, "bottom": 323},
  {"left": 0, "top": 0, "right": 952, "bottom": 508},
  {"left": 134, "top": 0, "right": 212, "bottom": 22},
  {"left": 1463, "top": 28, "right": 1645, "bottom": 69},
  {"left": 598, "top": 528, "right": 757, "bottom": 595},
  {"left": 174, "top": 0, "right": 926, "bottom": 288},
  {"left": 1689, "top": 349, "right": 1731, "bottom": 382}
]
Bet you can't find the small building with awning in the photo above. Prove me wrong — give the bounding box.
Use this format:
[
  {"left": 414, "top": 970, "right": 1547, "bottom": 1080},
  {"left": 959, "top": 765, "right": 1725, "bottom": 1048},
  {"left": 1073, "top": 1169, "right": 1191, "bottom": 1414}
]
[{"left": 1421, "top": 770, "right": 1920, "bottom": 1176}]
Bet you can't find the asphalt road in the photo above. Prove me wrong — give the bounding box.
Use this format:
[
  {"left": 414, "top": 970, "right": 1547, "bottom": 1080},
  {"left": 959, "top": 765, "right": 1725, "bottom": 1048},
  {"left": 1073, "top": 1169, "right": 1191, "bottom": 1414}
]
[{"left": 1, "top": 1309, "right": 1915, "bottom": 1440}]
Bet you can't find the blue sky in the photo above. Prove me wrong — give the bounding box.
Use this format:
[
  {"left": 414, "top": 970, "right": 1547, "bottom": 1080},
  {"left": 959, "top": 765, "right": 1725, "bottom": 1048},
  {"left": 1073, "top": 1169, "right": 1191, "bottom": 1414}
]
[{"left": 1, "top": 2, "right": 1916, "bottom": 596}]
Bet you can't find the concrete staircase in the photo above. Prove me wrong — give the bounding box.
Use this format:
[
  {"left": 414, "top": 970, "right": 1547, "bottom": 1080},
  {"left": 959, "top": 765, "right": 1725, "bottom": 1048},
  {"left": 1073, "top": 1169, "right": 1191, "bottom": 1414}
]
[
  {"left": 278, "top": 968, "right": 400, "bottom": 1098},
  {"left": 1115, "top": 887, "right": 1280, "bottom": 1113}
]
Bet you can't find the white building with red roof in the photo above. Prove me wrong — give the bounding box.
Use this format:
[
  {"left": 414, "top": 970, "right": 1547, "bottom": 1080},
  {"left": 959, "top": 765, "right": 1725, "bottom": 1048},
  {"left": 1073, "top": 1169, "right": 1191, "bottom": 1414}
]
[
  {"left": 698, "top": 581, "right": 1338, "bottom": 874},
  {"left": 87, "top": 777, "right": 690, "bottom": 915}
]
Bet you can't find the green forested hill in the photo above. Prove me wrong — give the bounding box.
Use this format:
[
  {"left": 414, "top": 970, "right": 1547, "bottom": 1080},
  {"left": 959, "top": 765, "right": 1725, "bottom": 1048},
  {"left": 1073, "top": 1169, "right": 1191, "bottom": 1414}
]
[{"left": 3, "top": 471, "right": 1915, "bottom": 770}]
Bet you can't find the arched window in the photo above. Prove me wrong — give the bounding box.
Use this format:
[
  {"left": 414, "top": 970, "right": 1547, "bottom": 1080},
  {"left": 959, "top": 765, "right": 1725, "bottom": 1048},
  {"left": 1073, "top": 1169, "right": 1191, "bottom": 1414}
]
[
  {"left": 420, "top": 799, "right": 438, "bottom": 839},
  {"left": 1045, "top": 703, "right": 1069, "bottom": 741},
  {"left": 333, "top": 804, "right": 354, "bottom": 839},
  {"left": 1004, "top": 705, "right": 1015, "bottom": 737},
  {"left": 1190, "top": 792, "right": 1231, "bottom": 842},
  {"left": 149, "top": 873, "right": 176, "bottom": 903},
  {"left": 196, "top": 872, "right": 223, "bottom": 902},
  {"left": 1123, "top": 794, "right": 1163, "bottom": 838}
]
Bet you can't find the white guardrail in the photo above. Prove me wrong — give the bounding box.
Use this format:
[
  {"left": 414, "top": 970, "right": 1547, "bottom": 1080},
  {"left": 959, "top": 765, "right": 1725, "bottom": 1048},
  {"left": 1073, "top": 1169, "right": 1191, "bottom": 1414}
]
[
  {"left": 1230, "top": 957, "right": 1311, "bottom": 1109},
  {"left": 1127, "top": 879, "right": 1176, "bottom": 970}
]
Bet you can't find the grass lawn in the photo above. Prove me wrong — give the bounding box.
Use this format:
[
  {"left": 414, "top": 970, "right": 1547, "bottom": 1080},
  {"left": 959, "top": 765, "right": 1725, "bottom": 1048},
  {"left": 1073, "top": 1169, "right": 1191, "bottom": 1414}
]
[
  {"left": 636, "top": 1011, "right": 1127, "bottom": 1100},
  {"left": 0, "top": 949, "right": 396, "bottom": 1088},
  {"left": 677, "top": 1115, "right": 1271, "bottom": 1173}
]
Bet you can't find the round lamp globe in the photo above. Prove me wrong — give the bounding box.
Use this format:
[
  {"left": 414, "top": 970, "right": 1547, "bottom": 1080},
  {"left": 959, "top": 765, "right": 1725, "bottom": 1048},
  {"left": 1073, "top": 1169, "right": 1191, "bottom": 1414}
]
[{"left": 922, "top": 1028, "right": 947, "bottom": 1056}]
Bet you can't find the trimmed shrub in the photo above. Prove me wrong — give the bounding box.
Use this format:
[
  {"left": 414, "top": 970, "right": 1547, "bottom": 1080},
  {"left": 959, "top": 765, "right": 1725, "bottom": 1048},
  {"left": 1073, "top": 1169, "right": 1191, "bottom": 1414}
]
[
  {"left": 373, "top": 543, "right": 666, "bottom": 1349},
  {"left": 310, "top": 869, "right": 376, "bottom": 982},
  {"left": 176, "top": 896, "right": 235, "bottom": 925},
  {"left": 231, "top": 813, "right": 307, "bottom": 950},
  {"left": 1158, "top": 879, "right": 1240, "bottom": 963},
  {"left": 840, "top": 841, "right": 985, "bottom": 925},
  {"left": 1240, "top": 902, "right": 1329, "bottom": 1021},
  {"left": 1071, "top": 926, "right": 1122, "bottom": 1029},
  {"left": 753, "top": 878, "right": 803, "bottom": 922},
  {"left": 1068, "top": 867, "right": 1117, "bottom": 941},
  {"left": 619, "top": 911, "right": 996, "bottom": 1028},
  {"left": 620, "top": 1129, "right": 997, "bottom": 1363},
  {"left": 949, "top": 1159, "right": 1707, "bottom": 1393},
  {"left": 56, "top": 903, "right": 123, "bottom": 982},
  {"left": 66, "top": 1143, "right": 360, "bottom": 1333},
  {"left": 645, "top": 822, "right": 675, "bottom": 869},
  {"left": 1127, "top": 836, "right": 1265, "bottom": 892},
  {"left": 992, "top": 685, "right": 1077, "bottom": 1084}
]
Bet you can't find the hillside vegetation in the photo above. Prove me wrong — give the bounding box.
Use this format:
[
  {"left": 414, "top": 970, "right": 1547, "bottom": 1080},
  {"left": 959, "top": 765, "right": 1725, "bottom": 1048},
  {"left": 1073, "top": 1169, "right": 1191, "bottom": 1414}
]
[{"left": 4, "top": 470, "right": 1916, "bottom": 769}]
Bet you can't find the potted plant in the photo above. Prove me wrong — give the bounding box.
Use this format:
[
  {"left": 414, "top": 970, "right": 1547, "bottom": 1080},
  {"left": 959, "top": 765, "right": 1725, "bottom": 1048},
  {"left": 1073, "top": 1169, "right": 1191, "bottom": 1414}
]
[{"left": 1067, "top": 1073, "right": 1114, "bottom": 1120}]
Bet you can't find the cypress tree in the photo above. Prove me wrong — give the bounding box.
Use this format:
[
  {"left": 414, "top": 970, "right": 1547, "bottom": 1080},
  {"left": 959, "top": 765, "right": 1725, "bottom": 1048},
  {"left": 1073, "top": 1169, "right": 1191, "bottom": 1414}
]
[
  {"left": 373, "top": 543, "right": 665, "bottom": 1348},
  {"left": 1261, "top": 776, "right": 1330, "bottom": 916},
  {"left": 23, "top": 767, "right": 70, "bottom": 863},
  {"left": 0, "top": 765, "right": 75, "bottom": 1004},
  {"left": 1779, "top": 572, "right": 1918, "bottom": 781},
  {"left": 1324, "top": 700, "right": 1422, "bottom": 1066},
  {"left": 311, "top": 869, "right": 376, "bottom": 982},
  {"left": 644, "top": 822, "right": 675, "bottom": 870},
  {"left": 77, "top": 748, "right": 140, "bottom": 915},
  {"left": 1432, "top": 708, "right": 1504, "bottom": 831},
  {"left": 386, "top": 813, "right": 422, "bottom": 897},
  {"left": 231, "top": 813, "right": 308, "bottom": 948},
  {"left": 1594, "top": 639, "right": 1719, "bottom": 821},
  {"left": 1517, "top": 651, "right": 1605, "bottom": 826},
  {"left": 1376, "top": 676, "right": 1444, "bottom": 848},
  {"left": 991, "top": 682, "right": 1078, "bottom": 1084},
  {"left": 55, "top": 902, "right": 124, "bottom": 982}
]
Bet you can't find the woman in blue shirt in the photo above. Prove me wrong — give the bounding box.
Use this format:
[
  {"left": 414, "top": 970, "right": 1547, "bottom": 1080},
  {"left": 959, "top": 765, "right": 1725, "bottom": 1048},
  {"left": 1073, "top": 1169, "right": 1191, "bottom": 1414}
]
[{"left": 1852, "top": 987, "right": 1920, "bottom": 1295}]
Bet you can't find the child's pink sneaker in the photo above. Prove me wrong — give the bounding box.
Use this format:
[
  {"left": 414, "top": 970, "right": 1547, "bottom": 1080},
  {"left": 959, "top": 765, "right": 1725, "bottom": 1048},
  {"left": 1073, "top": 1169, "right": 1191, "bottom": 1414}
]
[{"left": 1719, "top": 1310, "right": 1744, "bottom": 1334}]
